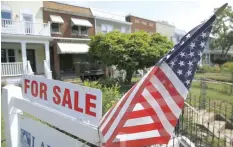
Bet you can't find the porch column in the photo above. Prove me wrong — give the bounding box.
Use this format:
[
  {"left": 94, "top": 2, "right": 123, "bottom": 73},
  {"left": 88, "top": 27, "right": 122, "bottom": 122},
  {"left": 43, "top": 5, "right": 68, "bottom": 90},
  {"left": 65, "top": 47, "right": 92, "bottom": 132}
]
[
  {"left": 45, "top": 42, "right": 50, "bottom": 69},
  {"left": 21, "top": 41, "right": 27, "bottom": 73}
]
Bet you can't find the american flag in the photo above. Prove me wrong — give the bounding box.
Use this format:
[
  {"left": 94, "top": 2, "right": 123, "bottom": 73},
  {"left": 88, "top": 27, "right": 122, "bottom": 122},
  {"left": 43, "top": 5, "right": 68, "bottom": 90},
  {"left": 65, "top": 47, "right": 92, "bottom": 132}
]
[{"left": 99, "top": 14, "right": 216, "bottom": 147}]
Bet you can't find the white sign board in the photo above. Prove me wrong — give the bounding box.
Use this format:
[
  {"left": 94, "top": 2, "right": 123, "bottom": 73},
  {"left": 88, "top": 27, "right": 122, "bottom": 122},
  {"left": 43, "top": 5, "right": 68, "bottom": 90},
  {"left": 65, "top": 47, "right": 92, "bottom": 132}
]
[
  {"left": 19, "top": 116, "right": 90, "bottom": 147},
  {"left": 22, "top": 75, "right": 102, "bottom": 126}
]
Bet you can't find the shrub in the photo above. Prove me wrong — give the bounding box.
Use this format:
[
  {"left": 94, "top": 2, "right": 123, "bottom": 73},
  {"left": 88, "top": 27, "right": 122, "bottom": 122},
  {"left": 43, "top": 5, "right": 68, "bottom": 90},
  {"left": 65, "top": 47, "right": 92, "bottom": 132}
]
[
  {"left": 83, "top": 80, "right": 121, "bottom": 114},
  {"left": 221, "top": 62, "right": 233, "bottom": 73},
  {"left": 200, "top": 65, "right": 221, "bottom": 73}
]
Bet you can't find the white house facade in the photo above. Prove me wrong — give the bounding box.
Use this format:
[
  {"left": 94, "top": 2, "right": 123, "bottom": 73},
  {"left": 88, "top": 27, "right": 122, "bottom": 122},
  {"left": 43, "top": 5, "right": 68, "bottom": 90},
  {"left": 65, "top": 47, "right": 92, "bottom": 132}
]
[
  {"left": 90, "top": 8, "right": 132, "bottom": 34},
  {"left": 156, "top": 21, "right": 175, "bottom": 41},
  {"left": 1, "top": 1, "right": 52, "bottom": 84}
]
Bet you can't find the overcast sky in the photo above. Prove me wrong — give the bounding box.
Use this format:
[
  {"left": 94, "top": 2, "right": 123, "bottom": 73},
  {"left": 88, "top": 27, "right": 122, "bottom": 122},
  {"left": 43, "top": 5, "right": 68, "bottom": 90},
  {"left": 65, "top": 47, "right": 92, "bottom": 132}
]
[{"left": 59, "top": 0, "right": 233, "bottom": 32}]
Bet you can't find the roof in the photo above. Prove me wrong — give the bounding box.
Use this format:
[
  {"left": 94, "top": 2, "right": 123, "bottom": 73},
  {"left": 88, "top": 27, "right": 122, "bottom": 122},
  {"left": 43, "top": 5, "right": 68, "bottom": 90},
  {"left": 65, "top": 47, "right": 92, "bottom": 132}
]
[
  {"left": 126, "top": 14, "right": 156, "bottom": 23},
  {"left": 90, "top": 8, "right": 130, "bottom": 24}
]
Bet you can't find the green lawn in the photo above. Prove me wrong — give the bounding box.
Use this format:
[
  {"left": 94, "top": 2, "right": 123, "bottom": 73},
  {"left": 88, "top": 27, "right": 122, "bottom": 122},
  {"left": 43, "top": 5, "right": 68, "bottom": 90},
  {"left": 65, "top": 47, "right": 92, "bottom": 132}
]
[{"left": 195, "top": 72, "right": 233, "bottom": 82}]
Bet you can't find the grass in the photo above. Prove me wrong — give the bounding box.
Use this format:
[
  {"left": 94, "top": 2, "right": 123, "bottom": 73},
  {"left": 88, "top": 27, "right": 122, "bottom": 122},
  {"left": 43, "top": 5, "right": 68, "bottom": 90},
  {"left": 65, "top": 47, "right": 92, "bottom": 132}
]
[{"left": 195, "top": 72, "right": 233, "bottom": 83}]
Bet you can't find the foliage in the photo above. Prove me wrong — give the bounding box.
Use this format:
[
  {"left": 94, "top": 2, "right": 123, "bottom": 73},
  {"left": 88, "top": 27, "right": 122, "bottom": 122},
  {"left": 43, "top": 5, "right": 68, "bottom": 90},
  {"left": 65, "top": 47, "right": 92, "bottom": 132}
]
[
  {"left": 88, "top": 30, "right": 173, "bottom": 83},
  {"left": 83, "top": 80, "right": 121, "bottom": 114},
  {"left": 198, "top": 65, "right": 221, "bottom": 73},
  {"left": 221, "top": 61, "right": 233, "bottom": 72},
  {"left": 210, "top": 6, "right": 233, "bottom": 58}
]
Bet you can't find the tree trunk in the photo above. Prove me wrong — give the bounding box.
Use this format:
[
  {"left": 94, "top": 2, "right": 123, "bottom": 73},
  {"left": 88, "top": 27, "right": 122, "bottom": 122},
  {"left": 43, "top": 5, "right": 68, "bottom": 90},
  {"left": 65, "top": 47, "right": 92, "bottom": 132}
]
[{"left": 125, "top": 70, "right": 133, "bottom": 84}]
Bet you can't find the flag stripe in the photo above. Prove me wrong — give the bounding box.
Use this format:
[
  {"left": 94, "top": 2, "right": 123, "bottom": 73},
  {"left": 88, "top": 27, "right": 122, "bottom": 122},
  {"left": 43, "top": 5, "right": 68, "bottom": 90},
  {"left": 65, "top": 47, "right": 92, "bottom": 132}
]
[
  {"left": 100, "top": 83, "right": 137, "bottom": 132},
  {"left": 102, "top": 67, "right": 157, "bottom": 141},
  {"left": 142, "top": 88, "right": 174, "bottom": 135},
  {"left": 125, "top": 107, "right": 155, "bottom": 119},
  {"left": 119, "top": 122, "right": 164, "bottom": 134},
  {"left": 124, "top": 116, "right": 153, "bottom": 127},
  {"left": 113, "top": 130, "right": 160, "bottom": 142},
  {"left": 160, "top": 62, "right": 188, "bottom": 98},
  {"left": 132, "top": 103, "right": 144, "bottom": 111},
  {"left": 100, "top": 104, "right": 115, "bottom": 127},
  {"left": 150, "top": 75, "right": 181, "bottom": 118}
]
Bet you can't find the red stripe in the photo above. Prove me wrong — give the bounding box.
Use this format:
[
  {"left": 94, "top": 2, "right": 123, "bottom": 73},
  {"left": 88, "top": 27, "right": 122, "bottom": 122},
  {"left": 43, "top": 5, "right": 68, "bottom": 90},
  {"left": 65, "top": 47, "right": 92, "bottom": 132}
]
[
  {"left": 105, "top": 136, "right": 170, "bottom": 147},
  {"left": 146, "top": 82, "right": 177, "bottom": 126},
  {"left": 155, "top": 68, "right": 185, "bottom": 108},
  {"left": 118, "top": 122, "right": 164, "bottom": 134},
  {"left": 105, "top": 66, "right": 160, "bottom": 145},
  {"left": 101, "top": 83, "right": 137, "bottom": 136},
  {"left": 124, "top": 107, "right": 154, "bottom": 119}
]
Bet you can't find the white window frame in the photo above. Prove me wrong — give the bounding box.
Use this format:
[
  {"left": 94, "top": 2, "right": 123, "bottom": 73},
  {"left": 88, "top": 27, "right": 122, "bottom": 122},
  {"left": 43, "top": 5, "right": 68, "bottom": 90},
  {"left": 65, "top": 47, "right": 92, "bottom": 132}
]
[
  {"left": 51, "top": 23, "right": 62, "bottom": 34},
  {"left": 149, "top": 23, "right": 154, "bottom": 27},
  {"left": 142, "top": 21, "right": 147, "bottom": 26},
  {"left": 101, "top": 24, "right": 107, "bottom": 34},
  {"left": 1, "top": 49, "right": 16, "bottom": 63},
  {"left": 135, "top": 19, "right": 140, "bottom": 23},
  {"left": 72, "top": 25, "right": 89, "bottom": 36},
  {"left": 121, "top": 26, "right": 126, "bottom": 33}
]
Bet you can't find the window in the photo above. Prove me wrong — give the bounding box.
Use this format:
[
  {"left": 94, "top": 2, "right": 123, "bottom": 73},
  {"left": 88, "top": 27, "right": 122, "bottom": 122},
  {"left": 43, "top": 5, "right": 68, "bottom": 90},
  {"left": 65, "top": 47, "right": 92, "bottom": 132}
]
[
  {"left": 80, "top": 26, "right": 88, "bottom": 36},
  {"left": 149, "top": 23, "right": 154, "bottom": 27},
  {"left": 142, "top": 21, "right": 147, "bottom": 25},
  {"left": 135, "top": 29, "right": 139, "bottom": 32},
  {"left": 1, "top": 49, "right": 15, "bottom": 63},
  {"left": 101, "top": 24, "right": 113, "bottom": 34},
  {"left": 135, "top": 19, "right": 140, "bottom": 23},
  {"left": 51, "top": 23, "right": 61, "bottom": 33},
  {"left": 72, "top": 26, "right": 88, "bottom": 36},
  {"left": 121, "top": 26, "right": 126, "bottom": 33},
  {"left": 1, "top": 11, "right": 12, "bottom": 19}
]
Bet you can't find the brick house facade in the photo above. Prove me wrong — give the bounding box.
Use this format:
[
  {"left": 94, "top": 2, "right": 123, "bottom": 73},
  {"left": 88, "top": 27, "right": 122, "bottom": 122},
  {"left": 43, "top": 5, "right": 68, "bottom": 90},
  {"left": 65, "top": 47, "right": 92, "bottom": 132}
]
[
  {"left": 125, "top": 15, "right": 156, "bottom": 33},
  {"left": 42, "top": 1, "right": 95, "bottom": 79}
]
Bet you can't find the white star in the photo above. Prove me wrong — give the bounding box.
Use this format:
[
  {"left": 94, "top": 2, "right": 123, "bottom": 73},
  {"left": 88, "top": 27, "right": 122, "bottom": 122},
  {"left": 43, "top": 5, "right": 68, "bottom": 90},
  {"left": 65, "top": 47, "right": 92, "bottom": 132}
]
[
  {"left": 186, "top": 34, "right": 191, "bottom": 38},
  {"left": 166, "top": 54, "right": 171, "bottom": 59},
  {"left": 180, "top": 52, "right": 185, "bottom": 57},
  {"left": 190, "top": 42, "right": 195, "bottom": 49},
  {"left": 178, "top": 60, "right": 185, "bottom": 67},
  {"left": 187, "top": 70, "right": 192, "bottom": 76},
  {"left": 200, "top": 41, "right": 205, "bottom": 48},
  {"left": 201, "top": 32, "right": 207, "bottom": 38},
  {"left": 171, "top": 48, "right": 175, "bottom": 51},
  {"left": 180, "top": 41, "right": 184, "bottom": 45},
  {"left": 188, "top": 61, "right": 193, "bottom": 67},
  {"left": 177, "top": 69, "right": 183, "bottom": 76},
  {"left": 189, "top": 52, "right": 194, "bottom": 57},
  {"left": 185, "top": 80, "right": 190, "bottom": 85},
  {"left": 169, "top": 61, "right": 175, "bottom": 67}
]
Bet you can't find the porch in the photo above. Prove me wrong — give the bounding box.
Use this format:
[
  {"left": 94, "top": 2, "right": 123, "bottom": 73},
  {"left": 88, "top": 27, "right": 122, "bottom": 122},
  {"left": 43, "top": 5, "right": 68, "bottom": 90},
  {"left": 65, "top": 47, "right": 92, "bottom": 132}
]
[{"left": 1, "top": 42, "right": 52, "bottom": 84}]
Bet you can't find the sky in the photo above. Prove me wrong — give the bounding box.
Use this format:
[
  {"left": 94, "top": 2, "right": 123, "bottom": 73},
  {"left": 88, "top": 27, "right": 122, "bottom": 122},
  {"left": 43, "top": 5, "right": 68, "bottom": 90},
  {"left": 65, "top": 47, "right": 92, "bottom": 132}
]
[{"left": 59, "top": 0, "right": 233, "bottom": 32}]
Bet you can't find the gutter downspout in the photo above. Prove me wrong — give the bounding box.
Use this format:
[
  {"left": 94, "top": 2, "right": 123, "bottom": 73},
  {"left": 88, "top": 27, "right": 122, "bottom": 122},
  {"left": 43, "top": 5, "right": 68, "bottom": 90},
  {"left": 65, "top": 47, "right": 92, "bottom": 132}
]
[{"left": 94, "top": 16, "right": 97, "bottom": 35}]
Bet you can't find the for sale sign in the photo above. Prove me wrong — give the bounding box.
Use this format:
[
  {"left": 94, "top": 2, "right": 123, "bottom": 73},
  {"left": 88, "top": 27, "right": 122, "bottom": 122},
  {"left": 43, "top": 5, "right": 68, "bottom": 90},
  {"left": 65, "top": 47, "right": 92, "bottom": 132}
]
[{"left": 22, "top": 75, "right": 102, "bottom": 126}]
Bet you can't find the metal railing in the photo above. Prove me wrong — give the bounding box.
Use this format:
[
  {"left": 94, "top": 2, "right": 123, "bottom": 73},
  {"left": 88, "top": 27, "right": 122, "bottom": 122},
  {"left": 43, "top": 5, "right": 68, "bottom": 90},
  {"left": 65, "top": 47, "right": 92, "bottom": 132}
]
[
  {"left": 1, "top": 62, "right": 23, "bottom": 76},
  {"left": 1, "top": 19, "right": 51, "bottom": 36}
]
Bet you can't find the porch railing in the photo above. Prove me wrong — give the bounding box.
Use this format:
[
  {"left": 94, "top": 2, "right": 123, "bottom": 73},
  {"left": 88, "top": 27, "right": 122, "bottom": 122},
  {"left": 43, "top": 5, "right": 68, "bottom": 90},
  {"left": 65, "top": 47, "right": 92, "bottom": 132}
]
[
  {"left": 1, "top": 19, "right": 51, "bottom": 36},
  {"left": 44, "top": 60, "right": 52, "bottom": 79},
  {"left": 1, "top": 62, "right": 23, "bottom": 76},
  {"left": 26, "top": 61, "right": 34, "bottom": 75}
]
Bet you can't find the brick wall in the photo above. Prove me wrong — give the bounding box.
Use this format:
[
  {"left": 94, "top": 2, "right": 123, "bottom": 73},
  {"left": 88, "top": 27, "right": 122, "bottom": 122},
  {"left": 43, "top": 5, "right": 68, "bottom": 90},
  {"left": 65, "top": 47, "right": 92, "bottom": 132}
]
[{"left": 126, "top": 15, "right": 156, "bottom": 33}]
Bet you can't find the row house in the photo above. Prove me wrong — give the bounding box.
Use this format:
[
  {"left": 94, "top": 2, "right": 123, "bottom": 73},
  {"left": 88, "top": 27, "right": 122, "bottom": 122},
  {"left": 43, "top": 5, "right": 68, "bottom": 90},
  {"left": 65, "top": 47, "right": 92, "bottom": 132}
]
[
  {"left": 126, "top": 15, "right": 156, "bottom": 33},
  {"left": 42, "top": 1, "right": 95, "bottom": 79},
  {"left": 155, "top": 21, "right": 175, "bottom": 41},
  {"left": 91, "top": 8, "right": 131, "bottom": 34},
  {"left": 1, "top": 1, "right": 52, "bottom": 84}
]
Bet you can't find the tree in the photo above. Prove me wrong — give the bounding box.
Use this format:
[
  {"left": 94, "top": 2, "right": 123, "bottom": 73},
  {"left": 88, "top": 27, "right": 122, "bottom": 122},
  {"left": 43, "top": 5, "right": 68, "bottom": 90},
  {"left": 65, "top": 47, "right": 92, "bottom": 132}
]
[
  {"left": 210, "top": 5, "right": 233, "bottom": 60},
  {"left": 88, "top": 30, "right": 173, "bottom": 83}
]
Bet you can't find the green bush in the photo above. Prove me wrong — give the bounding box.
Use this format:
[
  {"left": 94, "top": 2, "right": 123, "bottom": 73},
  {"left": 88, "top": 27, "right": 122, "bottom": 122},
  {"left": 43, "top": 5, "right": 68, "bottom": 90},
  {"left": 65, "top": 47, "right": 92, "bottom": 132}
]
[
  {"left": 83, "top": 80, "right": 121, "bottom": 114},
  {"left": 221, "top": 62, "right": 233, "bottom": 73}
]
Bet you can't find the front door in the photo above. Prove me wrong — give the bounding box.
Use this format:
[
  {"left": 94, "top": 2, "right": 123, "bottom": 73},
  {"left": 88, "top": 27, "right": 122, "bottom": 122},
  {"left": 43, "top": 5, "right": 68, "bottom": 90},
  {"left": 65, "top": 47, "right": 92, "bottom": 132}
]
[{"left": 26, "top": 49, "right": 36, "bottom": 73}]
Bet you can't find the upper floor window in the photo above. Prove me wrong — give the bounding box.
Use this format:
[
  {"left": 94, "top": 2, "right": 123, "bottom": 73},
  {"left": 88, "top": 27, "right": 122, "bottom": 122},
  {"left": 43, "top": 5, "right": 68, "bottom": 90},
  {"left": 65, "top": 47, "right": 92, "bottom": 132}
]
[
  {"left": 135, "top": 19, "right": 140, "bottom": 23},
  {"left": 72, "top": 25, "right": 88, "bottom": 36},
  {"left": 142, "top": 21, "right": 147, "bottom": 25},
  {"left": 51, "top": 23, "right": 61, "bottom": 33},
  {"left": 1, "top": 49, "right": 15, "bottom": 63},
  {"left": 101, "top": 24, "right": 113, "bottom": 34},
  {"left": 1, "top": 11, "right": 12, "bottom": 20},
  {"left": 121, "top": 26, "right": 126, "bottom": 33}
]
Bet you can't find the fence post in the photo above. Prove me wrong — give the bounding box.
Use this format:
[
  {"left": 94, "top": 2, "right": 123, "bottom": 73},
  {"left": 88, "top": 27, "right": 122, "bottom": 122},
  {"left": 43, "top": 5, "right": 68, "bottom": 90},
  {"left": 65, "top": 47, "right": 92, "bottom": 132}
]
[
  {"left": 2, "top": 85, "right": 22, "bottom": 147},
  {"left": 200, "top": 77, "right": 207, "bottom": 110}
]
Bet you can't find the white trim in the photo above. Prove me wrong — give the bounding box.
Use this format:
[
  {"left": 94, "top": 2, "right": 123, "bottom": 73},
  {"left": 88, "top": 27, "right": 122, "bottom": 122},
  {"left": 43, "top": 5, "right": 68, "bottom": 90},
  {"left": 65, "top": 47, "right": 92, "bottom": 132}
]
[
  {"left": 95, "top": 16, "right": 132, "bottom": 25},
  {"left": 52, "top": 37, "right": 90, "bottom": 41},
  {"left": 114, "top": 130, "right": 160, "bottom": 142}
]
